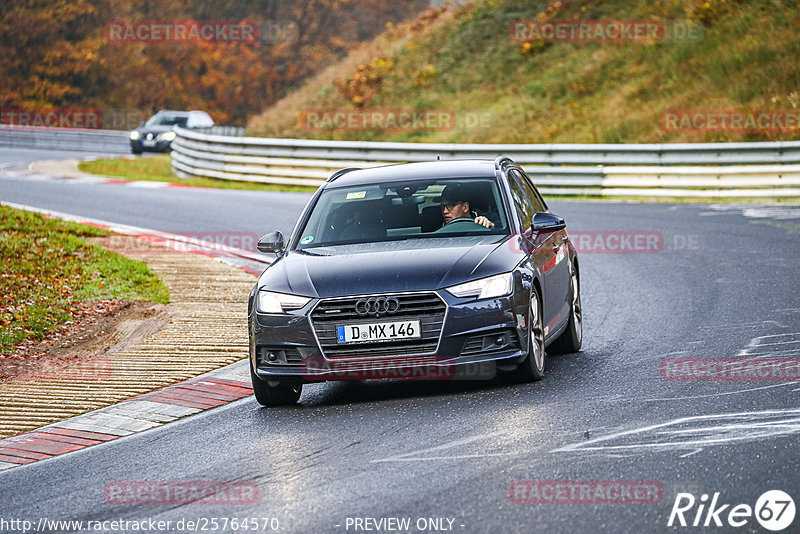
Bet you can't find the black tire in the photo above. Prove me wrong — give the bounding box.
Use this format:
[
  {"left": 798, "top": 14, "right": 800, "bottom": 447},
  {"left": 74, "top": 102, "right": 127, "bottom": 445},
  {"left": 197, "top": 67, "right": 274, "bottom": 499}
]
[
  {"left": 250, "top": 365, "right": 302, "bottom": 406},
  {"left": 548, "top": 264, "right": 582, "bottom": 355},
  {"left": 131, "top": 147, "right": 142, "bottom": 155},
  {"left": 516, "top": 285, "right": 545, "bottom": 381}
]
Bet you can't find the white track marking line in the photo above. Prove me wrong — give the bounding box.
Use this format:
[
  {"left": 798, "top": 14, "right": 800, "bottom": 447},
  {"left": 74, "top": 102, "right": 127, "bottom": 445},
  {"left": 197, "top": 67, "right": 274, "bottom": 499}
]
[
  {"left": 372, "top": 431, "right": 511, "bottom": 463},
  {"left": 641, "top": 381, "right": 799, "bottom": 402},
  {"left": 737, "top": 332, "right": 800, "bottom": 356},
  {"left": 551, "top": 408, "right": 800, "bottom": 454}
]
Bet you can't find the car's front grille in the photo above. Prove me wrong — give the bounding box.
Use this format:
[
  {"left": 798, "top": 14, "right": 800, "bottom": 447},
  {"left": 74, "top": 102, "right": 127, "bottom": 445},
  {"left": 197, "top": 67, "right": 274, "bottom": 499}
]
[{"left": 310, "top": 292, "right": 446, "bottom": 359}]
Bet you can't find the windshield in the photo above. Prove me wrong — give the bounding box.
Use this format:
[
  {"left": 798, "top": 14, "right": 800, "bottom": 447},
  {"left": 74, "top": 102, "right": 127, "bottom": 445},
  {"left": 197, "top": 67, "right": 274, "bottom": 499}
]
[
  {"left": 296, "top": 177, "right": 509, "bottom": 249},
  {"left": 145, "top": 114, "right": 188, "bottom": 127}
]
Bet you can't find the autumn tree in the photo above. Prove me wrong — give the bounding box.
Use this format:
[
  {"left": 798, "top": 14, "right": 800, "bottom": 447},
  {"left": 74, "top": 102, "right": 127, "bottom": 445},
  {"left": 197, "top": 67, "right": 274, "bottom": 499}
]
[{"left": 1, "top": 0, "right": 428, "bottom": 125}]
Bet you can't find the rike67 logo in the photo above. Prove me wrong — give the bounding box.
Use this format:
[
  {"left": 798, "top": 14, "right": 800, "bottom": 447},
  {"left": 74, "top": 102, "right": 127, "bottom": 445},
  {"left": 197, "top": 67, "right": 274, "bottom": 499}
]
[{"left": 668, "top": 490, "right": 795, "bottom": 531}]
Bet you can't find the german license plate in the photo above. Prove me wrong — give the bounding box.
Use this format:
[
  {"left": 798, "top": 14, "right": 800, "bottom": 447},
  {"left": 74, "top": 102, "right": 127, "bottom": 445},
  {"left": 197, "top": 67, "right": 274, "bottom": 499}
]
[
  {"left": 143, "top": 140, "right": 157, "bottom": 147},
  {"left": 336, "top": 321, "right": 421, "bottom": 343}
]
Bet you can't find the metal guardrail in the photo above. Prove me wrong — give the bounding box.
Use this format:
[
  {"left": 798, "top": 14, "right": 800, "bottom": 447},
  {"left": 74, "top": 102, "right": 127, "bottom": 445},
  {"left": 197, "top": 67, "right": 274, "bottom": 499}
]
[
  {"left": 0, "top": 125, "right": 129, "bottom": 153},
  {"left": 171, "top": 128, "right": 800, "bottom": 197},
  {"left": 172, "top": 128, "right": 800, "bottom": 165},
  {"left": 192, "top": 126, "right": 245, "bottom": 137},
  {"left": 0, "top": 124, "right": 243, "bottom": 153},
  {"left": 1, "top": 124, "right": 797, "bottom": 197}
]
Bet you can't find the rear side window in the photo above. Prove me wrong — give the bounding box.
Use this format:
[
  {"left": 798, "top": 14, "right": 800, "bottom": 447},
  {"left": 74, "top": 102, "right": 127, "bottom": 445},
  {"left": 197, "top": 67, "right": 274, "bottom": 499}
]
[
  {"left": 507, "top": 170, "right": 535, "bottom": 229},
  {"left": 516, "top": 169, "right": 547, "bottom": 213}
]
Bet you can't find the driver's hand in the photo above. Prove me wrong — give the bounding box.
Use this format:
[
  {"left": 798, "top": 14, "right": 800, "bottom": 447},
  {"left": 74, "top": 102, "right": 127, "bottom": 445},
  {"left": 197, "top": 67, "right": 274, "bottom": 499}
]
[{"left": 474, "top": 216, "right": 494, "bottom": 228}]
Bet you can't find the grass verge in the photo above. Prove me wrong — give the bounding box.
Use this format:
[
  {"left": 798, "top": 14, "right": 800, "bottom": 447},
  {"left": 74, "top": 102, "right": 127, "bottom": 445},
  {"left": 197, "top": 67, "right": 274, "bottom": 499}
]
[
  {"left": 248, "top": 0, "right": 800, "bottom": 145},
  {"left": 78, "top": 155, "right": 318, "bottom": 193},
  {"left": 0, "top": 205, "right": 170, "bottom": 354},
  {"left": 77, "top": 155, "right": 800, "bottom": 204}
]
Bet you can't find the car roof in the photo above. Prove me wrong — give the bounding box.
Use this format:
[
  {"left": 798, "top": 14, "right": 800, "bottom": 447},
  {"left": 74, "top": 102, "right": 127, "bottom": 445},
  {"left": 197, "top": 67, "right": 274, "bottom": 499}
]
[
  {"left": 327, "top": 159, "right": 499, "bottom": 187},
  {"left": 152, "top": 110, "right": 210, "bottom": 116},
  {"left": 153, "top": 110, "right": 189, "bottom": 116}
]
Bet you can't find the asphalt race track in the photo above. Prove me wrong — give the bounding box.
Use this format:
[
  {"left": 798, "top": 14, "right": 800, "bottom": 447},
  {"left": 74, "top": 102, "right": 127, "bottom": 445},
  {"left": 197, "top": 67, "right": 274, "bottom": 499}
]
[{"left": 1, "top": 147, "right": 800, "bottom": 533}]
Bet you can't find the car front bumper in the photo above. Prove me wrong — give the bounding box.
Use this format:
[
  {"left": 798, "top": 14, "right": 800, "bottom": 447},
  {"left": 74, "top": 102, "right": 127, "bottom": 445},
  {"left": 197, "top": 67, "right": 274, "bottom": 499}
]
[
  {"left": 249, "top": 290, "right": 530, "bottom": 382},
  {"left": 130, "top": 139, "right": 172, "bottom": 152}
]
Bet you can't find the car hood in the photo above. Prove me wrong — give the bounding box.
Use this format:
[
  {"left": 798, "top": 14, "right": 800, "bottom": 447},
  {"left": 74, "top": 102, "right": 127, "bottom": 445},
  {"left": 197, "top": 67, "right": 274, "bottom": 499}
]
[
  {"left": 257, "top": 236, "right": 515, "bottom": 298},
  {"left": 135, "top": 125, "right": 175, "bottom": 135}
]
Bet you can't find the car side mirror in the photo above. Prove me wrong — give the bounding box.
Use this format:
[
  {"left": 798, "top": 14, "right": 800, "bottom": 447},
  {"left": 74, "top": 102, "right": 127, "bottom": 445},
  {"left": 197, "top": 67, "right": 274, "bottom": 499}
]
[
  {"left": 257, "top": 231, "right": 285, "bottom": 254},
  {"left": 531, "top": 212, "right": 566, "bottom": 232}
]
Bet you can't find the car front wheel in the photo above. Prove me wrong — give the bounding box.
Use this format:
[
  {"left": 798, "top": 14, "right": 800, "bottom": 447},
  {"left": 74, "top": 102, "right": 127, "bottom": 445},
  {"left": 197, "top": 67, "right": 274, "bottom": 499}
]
[
  {"left": 250, "top": 365, "right": 302, "bottom": 406},
  {"left": 516, "top": 286, "right": 545, "bottom": 381}
]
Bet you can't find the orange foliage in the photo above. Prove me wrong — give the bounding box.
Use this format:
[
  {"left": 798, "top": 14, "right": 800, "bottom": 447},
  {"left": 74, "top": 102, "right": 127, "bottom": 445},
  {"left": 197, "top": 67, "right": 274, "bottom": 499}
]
[
  {"left": 0, "top": 0, "right": 428, "bottom": 125},
  {"left": 334, "top": 57, "right": 394, "bottom": 107}
]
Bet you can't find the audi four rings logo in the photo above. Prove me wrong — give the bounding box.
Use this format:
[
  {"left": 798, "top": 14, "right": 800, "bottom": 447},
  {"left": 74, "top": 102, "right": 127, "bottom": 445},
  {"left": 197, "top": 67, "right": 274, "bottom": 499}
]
[{"left": 355, "top": 297, "right": 400, "bottom": 316}]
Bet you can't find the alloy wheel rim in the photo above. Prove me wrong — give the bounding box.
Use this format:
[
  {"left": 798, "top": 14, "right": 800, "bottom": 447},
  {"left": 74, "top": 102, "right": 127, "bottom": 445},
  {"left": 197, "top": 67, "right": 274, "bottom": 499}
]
[
  {"left": 572, "top": 270, "right": 582, "bottom": 343},
  {"left": 530, "top": 292, "right": 544, "bottom": 371}
]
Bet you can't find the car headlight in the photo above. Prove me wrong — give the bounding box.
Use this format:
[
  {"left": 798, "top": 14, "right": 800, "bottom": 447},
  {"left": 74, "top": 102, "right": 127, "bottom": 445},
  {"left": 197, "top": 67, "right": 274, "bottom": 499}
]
[
  {"left": 129, "top": 130, "right": 140, "bottom": 140},
  {"left": 158, "top": 131, "right": 176, "bottom": 141},
  {"left": 445, "top": 272, "right": 513, "bottom": 300},
  {"left": 257, "top": 290, "right": 311, "bottom": 314}
]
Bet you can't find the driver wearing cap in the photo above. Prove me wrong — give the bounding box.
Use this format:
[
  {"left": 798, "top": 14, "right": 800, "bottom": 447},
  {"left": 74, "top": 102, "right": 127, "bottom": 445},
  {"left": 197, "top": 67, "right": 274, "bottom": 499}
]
[{"left": 433, "top": 184, "right": 495, "bottom": 233}]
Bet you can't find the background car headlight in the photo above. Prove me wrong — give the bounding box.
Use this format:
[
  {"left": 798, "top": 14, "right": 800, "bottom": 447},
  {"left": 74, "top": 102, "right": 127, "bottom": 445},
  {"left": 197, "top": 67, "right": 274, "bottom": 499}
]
[
  {"left": 158, "top": 131, "right": 176, "bottom": 141},
  {"left": 129, "top": 130, "right": 140, "bottom": 140},
  {"left": 257, "top": 290, "right": 311, "bottom": 313},
  {"left": 446, "top": 272, "right": 513, "bottom": 300}
]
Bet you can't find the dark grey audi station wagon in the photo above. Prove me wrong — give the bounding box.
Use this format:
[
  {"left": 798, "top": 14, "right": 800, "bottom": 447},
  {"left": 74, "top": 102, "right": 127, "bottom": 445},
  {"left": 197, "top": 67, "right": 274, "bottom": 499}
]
[{"left": 248, "top": 157, "right": 582, "bottom": 405}]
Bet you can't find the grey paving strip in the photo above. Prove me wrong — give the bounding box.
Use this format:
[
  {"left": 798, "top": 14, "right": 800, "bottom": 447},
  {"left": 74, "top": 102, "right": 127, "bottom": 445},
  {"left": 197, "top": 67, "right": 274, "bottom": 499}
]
[
  {"left": 53, "top": 421, "right": 136, "bottom": 437},
  {"left": 58, "top": 413, "right": 161, "bottom": 434},
  {"left": 101, "top": 408, "right": 180, "bottom": 424},
  {"left": 105, "top": 399, "right": 201, "bottom": 417}
]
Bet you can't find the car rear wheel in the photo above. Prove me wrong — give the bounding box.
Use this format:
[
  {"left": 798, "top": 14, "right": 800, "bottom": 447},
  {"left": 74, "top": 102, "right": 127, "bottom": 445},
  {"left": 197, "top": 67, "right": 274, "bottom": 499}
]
[
  {"left": 250, "top": 365, "right": 302, "bottom": 406},
  {"left": 516, "top": 286, "right": 545, "bottom": 381},
  {"left": 548, "top": 264, "right": 582, "bottom": 355}
]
